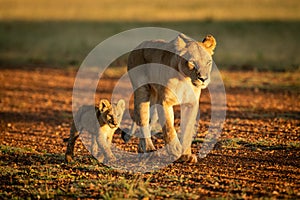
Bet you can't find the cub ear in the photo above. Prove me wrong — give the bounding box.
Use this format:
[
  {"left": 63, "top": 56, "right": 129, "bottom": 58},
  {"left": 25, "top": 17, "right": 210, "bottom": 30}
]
[
  {"left": 117, "top": 99, "right": 125, "bottom": 111},
  {"left": 200, "top": 35, "right": 217, "bottom": 56},
  {"left": 98, "top": 99, "right": 111, "bottom": 112}
]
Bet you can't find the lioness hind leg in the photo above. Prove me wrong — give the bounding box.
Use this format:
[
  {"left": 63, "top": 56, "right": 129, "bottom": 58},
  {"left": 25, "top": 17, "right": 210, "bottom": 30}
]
[
  {"left": 122, "top": 105, "right": 160, "bottom": 144},
  {"left": 138, "top": 138, "right": 156, "bottom": 153},
  {"left": 134, "top": 86, "right": 156, "bottom": 153},
  {"left": 137, "top": 123, "right": 156, "bottom": 153},
  {"left": 65, "top": 123, "right": 79, "bottom": 163},
  {"left": 149, "top": 104, "right": 161, "bottom": 133}
]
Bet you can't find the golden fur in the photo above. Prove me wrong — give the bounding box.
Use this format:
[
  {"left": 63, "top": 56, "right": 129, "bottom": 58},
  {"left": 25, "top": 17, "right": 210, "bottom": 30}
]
[
  {"left": 65, "top": 99, "right": 125, "bottom": 163},
  {"left": 127, "top": 34, "right": 216, "bottom": 163}
]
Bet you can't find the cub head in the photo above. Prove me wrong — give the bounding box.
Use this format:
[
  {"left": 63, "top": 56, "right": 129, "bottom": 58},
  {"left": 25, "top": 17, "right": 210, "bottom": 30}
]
[
  {"left": 98, "top": 99, "right": 126, "bottom": 128},
  {"left": 174, "top": 34, "right": 216, "bottom": 89}
]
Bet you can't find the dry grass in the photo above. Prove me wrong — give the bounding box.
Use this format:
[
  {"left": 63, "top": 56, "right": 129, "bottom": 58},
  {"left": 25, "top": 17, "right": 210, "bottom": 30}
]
[{"left": 0, "top": 0, "right": 300, "bottom": 21}]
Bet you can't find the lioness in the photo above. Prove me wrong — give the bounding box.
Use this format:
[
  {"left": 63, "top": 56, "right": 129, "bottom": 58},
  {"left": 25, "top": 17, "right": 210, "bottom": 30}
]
[
  {"left": 126, "top": 34, "right": 216, "bottom": 163},
  {"left": 65, "top": 99, "right": 125, "bottom": 163}
]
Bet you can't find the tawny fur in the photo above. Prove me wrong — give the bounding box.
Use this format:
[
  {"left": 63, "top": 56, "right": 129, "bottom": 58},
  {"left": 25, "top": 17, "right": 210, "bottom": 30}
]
[
  {"left": 127, "top": 34, "right": 216, "bottom": 163},
  {"left": 65, "top": 99, "right": 125, "bottom": 163}
]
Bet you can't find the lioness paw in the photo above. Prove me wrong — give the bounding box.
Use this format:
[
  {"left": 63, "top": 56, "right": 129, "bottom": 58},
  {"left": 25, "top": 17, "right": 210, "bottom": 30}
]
[
  {"left": 138, "top": 138, "right": 156, "bottom": 153},
  {"left": 165, "top": 137, "right": 182, "bottom": 160},
  {"left": 176, "top": 154, "right": 198, "bottom": 164}
]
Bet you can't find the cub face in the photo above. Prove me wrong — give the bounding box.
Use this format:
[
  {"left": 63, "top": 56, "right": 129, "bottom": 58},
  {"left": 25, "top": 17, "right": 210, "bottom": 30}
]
[{"left": 98, "top": 99, "right": 125, "bottom": 128}]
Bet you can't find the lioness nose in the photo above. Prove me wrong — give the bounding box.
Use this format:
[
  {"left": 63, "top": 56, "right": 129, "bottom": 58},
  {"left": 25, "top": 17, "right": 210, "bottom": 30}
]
[{"left": 198, "top": 76, "right": 208, "bottom": 82}]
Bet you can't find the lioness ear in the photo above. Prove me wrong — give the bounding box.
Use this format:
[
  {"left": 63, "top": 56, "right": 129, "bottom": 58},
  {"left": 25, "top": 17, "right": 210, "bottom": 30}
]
[
  {"left": 200, "top": 35, "right": 217, "bottom": 55},
  {"left": 174, "top": 34, "right": 187, "bottom": 54},
  {"left": 99, "top": 99, "right": 111, "bottom": 112},
  {"left": 117, "top": 99, "right": 125, "bottom": 111}
]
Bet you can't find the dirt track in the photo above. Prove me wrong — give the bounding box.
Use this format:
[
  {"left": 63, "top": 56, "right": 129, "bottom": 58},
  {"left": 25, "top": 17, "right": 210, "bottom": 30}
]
[{"left": 0, "top": 68, "right": 299, "bottom": 199}]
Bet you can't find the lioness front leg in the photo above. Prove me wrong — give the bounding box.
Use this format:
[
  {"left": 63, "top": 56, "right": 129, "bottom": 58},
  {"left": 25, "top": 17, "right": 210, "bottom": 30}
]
[
  {"left": 178, "top": 103, "right": 199, "bottom": 163},
  {"left": 158, "top": 104, "right": 182, "bottom": 159}
]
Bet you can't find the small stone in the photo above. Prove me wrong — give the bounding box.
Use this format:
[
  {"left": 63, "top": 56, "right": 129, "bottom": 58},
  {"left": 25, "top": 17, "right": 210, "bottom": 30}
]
[{"left": 272, "top": 191, "right": 279, "bottom": 195}]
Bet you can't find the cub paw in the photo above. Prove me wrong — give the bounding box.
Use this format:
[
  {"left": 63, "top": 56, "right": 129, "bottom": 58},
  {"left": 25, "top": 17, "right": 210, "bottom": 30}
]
[
  {"left": 106, "top": 154, "right": 117, "bottom": 162},
  {"left": 95, "top": 154, "right": 104, "bottom": 162},
  {"left": 103, "top": 154, "right": 117, "bottom": 165},
  {"left": 65, "top": 154, "right": 74, "bottom": 163}
]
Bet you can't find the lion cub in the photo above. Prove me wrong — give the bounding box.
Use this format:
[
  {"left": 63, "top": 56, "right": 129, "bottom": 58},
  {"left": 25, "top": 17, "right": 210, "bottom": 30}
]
[{"left": 65, "top": 99, "right": 125, "bottom": 163}]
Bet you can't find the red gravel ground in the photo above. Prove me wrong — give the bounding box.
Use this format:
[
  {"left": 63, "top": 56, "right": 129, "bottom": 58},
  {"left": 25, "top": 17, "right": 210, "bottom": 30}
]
[{"left": 0, "top": 68, "right": 299, "bottom": 199}]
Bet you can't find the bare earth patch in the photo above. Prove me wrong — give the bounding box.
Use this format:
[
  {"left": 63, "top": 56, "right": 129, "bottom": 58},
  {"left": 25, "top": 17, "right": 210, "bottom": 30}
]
[{"left": 0, "top": 68, "right": 299, "bottom": 199}]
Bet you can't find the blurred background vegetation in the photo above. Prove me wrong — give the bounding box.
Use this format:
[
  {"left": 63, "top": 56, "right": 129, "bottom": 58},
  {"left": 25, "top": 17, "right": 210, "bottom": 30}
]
[{"left": 0, "top": 0, "right": 299, "bottom": 71}]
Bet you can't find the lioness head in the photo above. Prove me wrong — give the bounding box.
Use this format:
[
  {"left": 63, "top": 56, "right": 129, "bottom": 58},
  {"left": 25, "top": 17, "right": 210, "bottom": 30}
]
[
  {"left": 174, "top": 34, "right": 216, "bottom": 89},
  {"left": 98, "top": 99, "right": 125, "bottom": 128}
]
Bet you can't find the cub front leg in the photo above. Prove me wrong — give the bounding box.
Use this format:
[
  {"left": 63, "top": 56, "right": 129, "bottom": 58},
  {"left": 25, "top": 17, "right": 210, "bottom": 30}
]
[
  {"left": 95, "top": 131, "right": 116, "bottom": 162},
  {"left": 91, "top": 134, "right": 104, "bottom": 161}
]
